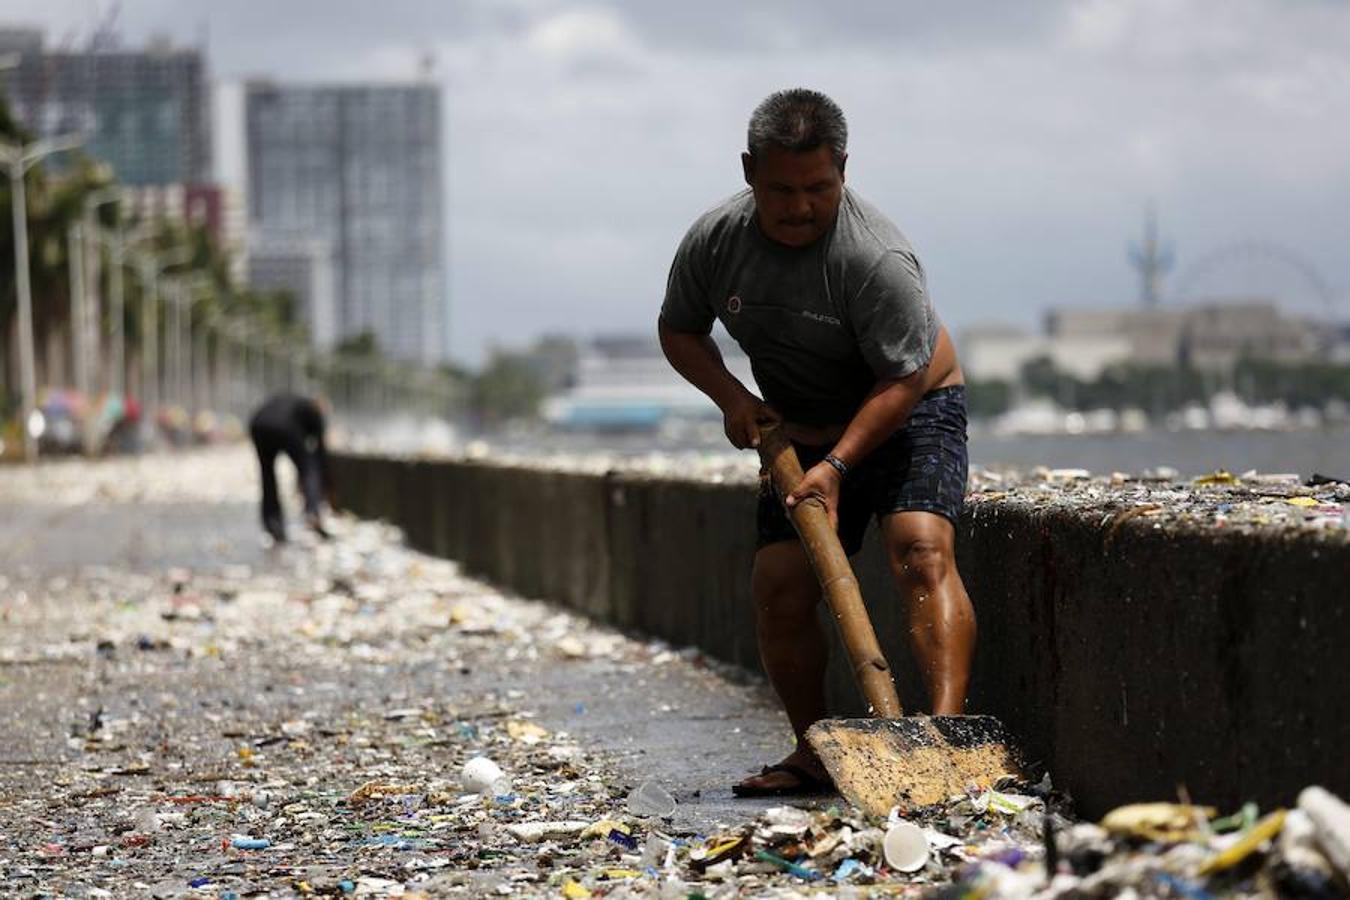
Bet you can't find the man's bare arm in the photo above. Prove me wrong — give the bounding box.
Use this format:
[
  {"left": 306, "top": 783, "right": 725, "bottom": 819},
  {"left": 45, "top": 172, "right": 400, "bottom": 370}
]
[
  {"left": 657, "top": 318, "right": 778, "bottom": 449},
  {"left": 832, "top": 325, "right": 962, "bottom": 469},
  {"left": 785, "top": 326, "right": 961, "bottom": 524},
  {"left": 829, "top": 375, "right": 927, "bottom": 470},
  {"left": 784, "top": 376, "right": 925, "bottom": 526}
]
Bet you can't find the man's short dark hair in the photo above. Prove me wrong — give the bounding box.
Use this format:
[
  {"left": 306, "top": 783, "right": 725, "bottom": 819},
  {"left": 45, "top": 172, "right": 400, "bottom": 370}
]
[{"left": 747, "top": 88, "right": 848, "bottom": 167}]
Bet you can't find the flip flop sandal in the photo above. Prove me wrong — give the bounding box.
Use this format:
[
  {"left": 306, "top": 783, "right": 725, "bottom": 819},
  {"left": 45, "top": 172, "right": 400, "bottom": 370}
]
[{"left": 731, "top": 762, "right": 835, "bottom": 798}]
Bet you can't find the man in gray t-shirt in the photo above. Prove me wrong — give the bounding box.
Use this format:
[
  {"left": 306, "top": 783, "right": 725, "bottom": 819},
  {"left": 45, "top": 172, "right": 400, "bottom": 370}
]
[{"left": 659, "top": 89, "right": 978, "bottom": 797}]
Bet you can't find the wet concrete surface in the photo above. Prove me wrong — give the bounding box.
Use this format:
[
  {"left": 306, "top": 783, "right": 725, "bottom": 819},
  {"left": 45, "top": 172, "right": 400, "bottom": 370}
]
[
  {"left": 5, "top": 450, "right": 1337, "bottom": 898},
  {"left": 0, "top": 447, "right": 824, "bottom": 896},
  {"left": 0, "top": 499, "right": 265, "bottom": 575}
]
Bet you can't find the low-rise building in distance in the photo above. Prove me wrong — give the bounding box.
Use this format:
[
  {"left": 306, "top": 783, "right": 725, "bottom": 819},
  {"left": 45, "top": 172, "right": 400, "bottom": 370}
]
[
  {"left": 1048, "top": 300, "right": 1317, "bottom": 372},
  {"left": 964, "top": 299, "right": 1323, "bottom": 384}
]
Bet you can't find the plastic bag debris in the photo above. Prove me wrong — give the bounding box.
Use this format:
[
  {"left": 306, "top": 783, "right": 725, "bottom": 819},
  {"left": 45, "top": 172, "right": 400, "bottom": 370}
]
[
  {"left": 1300, "top": 786, "right": 1350, "bottom": 878},
  {"left": 626, "top": 780, "right": 676, "bottom": 817},
  {"left": 504, "top": 719, "right": 548, "bottom": 743},
  {"left": 461, "top": 756, "right": 512, "bottom": 796},
  {"left": 1101, "top": 802, "right": 1217, "bottom": 841},
  {"left": 505, "top": 820, "right": 590, "bottom": 843}
]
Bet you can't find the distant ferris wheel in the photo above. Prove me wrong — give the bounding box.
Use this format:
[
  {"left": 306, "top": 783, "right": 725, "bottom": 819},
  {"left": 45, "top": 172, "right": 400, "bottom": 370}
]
[{"left": 1169, "top": 241, "right": 1339, "bottom": 322}]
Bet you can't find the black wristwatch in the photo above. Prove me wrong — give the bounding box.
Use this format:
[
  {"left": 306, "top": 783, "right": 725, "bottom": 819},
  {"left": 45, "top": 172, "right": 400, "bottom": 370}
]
[{"left": 823, "top": 454, "right": 849, "bottom": 477}]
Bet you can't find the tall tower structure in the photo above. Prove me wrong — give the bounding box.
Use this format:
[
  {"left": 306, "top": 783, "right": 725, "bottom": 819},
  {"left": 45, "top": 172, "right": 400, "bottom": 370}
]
[
  {"left": 1128, "top": 202, "right": 1174, "bottom": 308},
  {"left": 245, "top": 81, "right": 446, "bottom": 363}
]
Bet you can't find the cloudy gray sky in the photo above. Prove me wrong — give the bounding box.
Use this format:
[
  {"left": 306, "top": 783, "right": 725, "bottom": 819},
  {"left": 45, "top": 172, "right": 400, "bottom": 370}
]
[{"left": 10, "top": 0, "right": 1350, "bottom": 365}]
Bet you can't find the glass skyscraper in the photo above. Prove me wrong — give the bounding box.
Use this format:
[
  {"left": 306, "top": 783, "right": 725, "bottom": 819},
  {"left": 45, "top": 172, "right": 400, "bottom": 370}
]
[
  {"left": 245, "top": 81, "right": 447, "bottom": 363},
  {"left": 0, "top": 29, "right": 211, "bottom": 187}
]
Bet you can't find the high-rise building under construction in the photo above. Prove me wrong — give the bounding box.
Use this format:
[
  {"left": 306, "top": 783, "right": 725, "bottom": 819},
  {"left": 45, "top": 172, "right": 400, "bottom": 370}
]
[
  {"left": 0, "top": 28, "right": 211, "bottom": 186},
  {"left": 244, "top": 81, "right": 447, "bottom": 364}
]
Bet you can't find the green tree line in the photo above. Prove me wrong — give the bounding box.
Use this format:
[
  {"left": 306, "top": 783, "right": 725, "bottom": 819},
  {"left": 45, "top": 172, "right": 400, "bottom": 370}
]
[
  {"left": 966, "top": 355, "right": 1350, "bottom": 420},
  {"left": 0, "top": 90, "right": 306, "bottom": 419}
]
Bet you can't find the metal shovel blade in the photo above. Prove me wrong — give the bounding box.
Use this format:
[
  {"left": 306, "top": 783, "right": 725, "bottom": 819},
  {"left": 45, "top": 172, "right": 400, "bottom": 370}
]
[{"left": 807, "top": 715, "right": 1023, "bottom": 817}]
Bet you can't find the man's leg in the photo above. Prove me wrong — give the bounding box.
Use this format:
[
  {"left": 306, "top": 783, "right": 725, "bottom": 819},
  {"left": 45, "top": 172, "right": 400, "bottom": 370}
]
[
  {"left": 735, "top": 539, "right": 831, "bottom": 792},
  {"left": 285, "top": 443, "right": 330, "bottom": 538},
  {"left": 252, "top": 431, "right": 285, "bottom": 542},
  {"left": 879, "top": 511, "right": 976, "bottom": 714},
  {"left": 298, "top": 454, "right": 323, "bottom": 517}
]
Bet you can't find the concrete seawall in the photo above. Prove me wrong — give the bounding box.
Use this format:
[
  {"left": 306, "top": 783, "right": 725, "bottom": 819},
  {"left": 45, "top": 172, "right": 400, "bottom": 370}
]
[{"left": 330, "top": 452, "right": 1349, "bottom": 818}]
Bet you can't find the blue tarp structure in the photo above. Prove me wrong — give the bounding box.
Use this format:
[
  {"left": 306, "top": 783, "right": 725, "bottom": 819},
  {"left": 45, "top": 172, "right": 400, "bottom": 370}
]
[{"left": 554, "top": 403, "right": 668, "bottom": 431}]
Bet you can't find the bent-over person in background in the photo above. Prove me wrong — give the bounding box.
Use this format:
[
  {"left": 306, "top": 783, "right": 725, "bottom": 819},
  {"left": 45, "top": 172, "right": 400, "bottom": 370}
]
[{"left": 248, "top": 393, "right": 334, "bottom": 543}]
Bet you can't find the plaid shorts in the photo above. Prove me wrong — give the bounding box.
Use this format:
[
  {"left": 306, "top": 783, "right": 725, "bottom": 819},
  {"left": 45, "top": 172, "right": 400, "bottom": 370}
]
[{"left": 757, "top": 386, "right": 969, "bottom": 555}]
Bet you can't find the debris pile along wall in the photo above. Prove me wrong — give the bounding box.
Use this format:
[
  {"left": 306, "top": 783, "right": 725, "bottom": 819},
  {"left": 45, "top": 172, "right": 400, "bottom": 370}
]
[{"left": 330, "top": 453, "right": 1350, "bottom": 819}]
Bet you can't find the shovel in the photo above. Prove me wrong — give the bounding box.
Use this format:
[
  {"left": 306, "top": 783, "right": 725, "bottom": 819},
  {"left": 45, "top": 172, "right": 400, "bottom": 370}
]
[{"left": 756, "top": 422, "right": 1022, "bottom": 817}]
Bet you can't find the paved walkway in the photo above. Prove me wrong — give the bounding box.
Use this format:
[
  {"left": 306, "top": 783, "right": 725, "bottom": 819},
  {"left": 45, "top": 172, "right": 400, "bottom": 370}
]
[{"left": 0, "top": 448, "right": 811, "bottom": 897}]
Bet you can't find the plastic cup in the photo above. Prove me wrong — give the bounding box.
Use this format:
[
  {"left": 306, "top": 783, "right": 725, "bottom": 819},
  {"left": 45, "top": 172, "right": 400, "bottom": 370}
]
[
  {"left": 461, "top": 756, "right": 510, "bottom": 796},
  {"left": 640, "top": 833, "right": 672, "bottom": 868},
  {"left": 883, "top": 820, "right": 930, "bottom": 873},
  {"left": 626, "top": 780, "right": 676, "bottom": 817}
]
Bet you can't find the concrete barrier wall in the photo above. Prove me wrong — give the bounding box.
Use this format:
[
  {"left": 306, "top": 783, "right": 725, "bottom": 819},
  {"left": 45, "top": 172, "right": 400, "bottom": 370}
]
[{"left": 330, "top": 453, "right": 1349, "bottom": 818}]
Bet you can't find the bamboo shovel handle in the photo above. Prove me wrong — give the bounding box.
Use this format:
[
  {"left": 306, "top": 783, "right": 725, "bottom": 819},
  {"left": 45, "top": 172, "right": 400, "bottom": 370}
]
[{"left": 756, "top": 423, "right": 903, "bottom": 718}]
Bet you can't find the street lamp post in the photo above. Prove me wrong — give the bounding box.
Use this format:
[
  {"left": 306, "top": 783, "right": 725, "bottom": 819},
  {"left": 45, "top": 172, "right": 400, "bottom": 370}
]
[
  {"left": 83, "top": 187, "right": 123, "bottom": 400},
  {"left": 201, "top": 309, "right": 233, "bottom": 417},
  {"left": 227, "top": 320, "right": 252, "bottom": 415},
  {"left": 247, "top": 327, "right": 262, "bottom": 400},
  {"left": 108, "top": 230, "right": 125, "bottom": 396},
  {"left": 193, "top": 318, "right": 207, "bottom": 414},
  {"left": 66, "top": 222, "right": 94, "bottom": 454},
  {"left": 163, "top": 273, "right": 211, "bottom": 414},
  {"left": 0, "top": 134, "right": 84, "bottom": 461},
  {"left": 185, "top": 275, "right": 213, "bottom": 414},
  {"left": 165, "top": 278, "right": 186, "bottom": 410},
  {"left": 134, "top": 248, "right": 193, "bottom": 443}
]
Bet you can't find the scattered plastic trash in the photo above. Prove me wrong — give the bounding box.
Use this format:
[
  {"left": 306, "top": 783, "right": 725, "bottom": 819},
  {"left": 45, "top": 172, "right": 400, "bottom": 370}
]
[
  {"left": 5, "top": 449, "right": 1346, "bottom": 898},
  {"left": 639, "top": 832, "right": 676, "bottom": 870},
  {"left": 461, "top": 756, "right": 512, "bottom": 797},
  {"left": 754, "top": 849, "right": 820, "bottom": 881},
  {"left": 626, "top": 780, "right": 676, "bottom": 817},
  {"left": 832, "top": 857, "right": 871, "bottom": 882},
  {"left": 504, "top": 719, "right": 548, "bottom": 743},
  {"left": 1101, "top": 802, "right": 1217, "bottom": 841},
  {"left": 504, "top": 820, "right": 590, "bottom": 843},
  {"left": 1300, "top": 785, "right": 1350, "bottom": 878},
  {"left": 607, "top": 827, "right": 638, "bottom": 851},
  {"left": 882, "top": 819, "right": 930, "bottom": 872},
  {"left": 974, "top": 789, "right": 1042, "bottom": 816},
  {"left": 1198, "top": 809, "right": 1286, "bottom": 875},
  {"left": 689, "top": 835, "right": 745, "bottom": 872},
  {"left": 967, "top": 463, "right": 1350, "bottom": 534}
]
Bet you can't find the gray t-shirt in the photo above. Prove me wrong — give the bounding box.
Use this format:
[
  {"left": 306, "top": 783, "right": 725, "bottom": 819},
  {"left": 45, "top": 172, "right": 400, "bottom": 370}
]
[{"left": 661, "top": 188, "right": 939, "bottom": 426}]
